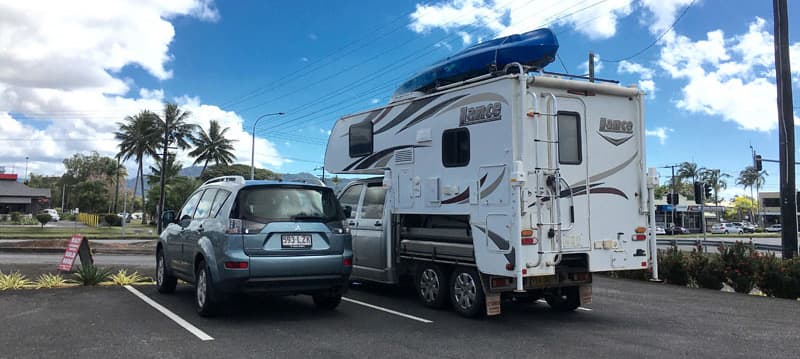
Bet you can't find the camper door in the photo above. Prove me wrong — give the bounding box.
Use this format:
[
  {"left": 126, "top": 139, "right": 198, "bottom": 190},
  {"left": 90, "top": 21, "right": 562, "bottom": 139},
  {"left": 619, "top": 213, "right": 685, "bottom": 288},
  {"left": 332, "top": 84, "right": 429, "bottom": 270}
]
[{"left": 553, "top": 96, "right": 590, "bottom": 250}]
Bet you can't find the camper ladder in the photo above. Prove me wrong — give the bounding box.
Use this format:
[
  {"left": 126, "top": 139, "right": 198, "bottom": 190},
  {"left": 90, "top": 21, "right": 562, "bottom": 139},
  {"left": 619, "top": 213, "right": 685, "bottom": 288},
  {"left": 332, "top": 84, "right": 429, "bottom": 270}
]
[{"left": 531, "top": 92, "right": 574, "bottom": 267}]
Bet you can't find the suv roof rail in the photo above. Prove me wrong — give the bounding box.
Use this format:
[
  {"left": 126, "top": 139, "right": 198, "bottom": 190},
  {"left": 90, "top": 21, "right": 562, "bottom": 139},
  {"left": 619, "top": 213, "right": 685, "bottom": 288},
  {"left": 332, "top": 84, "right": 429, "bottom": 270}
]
[{"left": 202, "top": 175, "right": 246, "bottom": 187}]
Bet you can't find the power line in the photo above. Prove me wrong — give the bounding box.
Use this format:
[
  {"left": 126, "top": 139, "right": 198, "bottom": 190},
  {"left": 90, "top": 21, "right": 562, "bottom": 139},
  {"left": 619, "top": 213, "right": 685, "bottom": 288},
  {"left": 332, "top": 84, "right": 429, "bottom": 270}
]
[{"left": 602, "top": 0, "right": 696, "bottom": 63}]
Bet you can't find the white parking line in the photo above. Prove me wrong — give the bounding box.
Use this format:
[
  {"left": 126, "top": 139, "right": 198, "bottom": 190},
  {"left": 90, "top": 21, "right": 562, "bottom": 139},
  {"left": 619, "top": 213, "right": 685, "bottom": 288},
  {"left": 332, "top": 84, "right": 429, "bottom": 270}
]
[
  {"left": 123, "top": 285, "right": 214, "bottom": 341},
  {"left": 342, "top": 297, "right": 433, "bottom": 324}
]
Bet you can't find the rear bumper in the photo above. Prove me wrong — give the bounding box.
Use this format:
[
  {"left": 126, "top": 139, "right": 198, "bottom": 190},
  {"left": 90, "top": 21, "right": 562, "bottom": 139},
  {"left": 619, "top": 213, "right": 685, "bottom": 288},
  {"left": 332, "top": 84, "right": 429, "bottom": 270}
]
[{"left": 214, "top": 254, "right": 352, "bottom": 295}]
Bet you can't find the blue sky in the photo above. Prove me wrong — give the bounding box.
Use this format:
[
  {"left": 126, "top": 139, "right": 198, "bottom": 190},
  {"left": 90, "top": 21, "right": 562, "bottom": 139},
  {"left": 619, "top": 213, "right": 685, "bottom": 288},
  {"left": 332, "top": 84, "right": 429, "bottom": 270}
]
[{"left": 0, "top": 0, "right": 798, "bottom": 200}]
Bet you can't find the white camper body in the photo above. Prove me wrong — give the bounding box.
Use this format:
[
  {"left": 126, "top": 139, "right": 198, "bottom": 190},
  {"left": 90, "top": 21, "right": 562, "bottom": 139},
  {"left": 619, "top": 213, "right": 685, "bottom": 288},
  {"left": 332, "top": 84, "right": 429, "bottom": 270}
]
[{"left": 325, "top": 72, "right": 655, "bottom": 316}]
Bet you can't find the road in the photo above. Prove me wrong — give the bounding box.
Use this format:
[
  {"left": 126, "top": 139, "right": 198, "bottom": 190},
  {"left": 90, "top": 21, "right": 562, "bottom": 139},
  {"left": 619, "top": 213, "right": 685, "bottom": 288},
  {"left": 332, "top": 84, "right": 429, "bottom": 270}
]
[{"left": 0, "top": 254, "right": 798, "bottom": 358}]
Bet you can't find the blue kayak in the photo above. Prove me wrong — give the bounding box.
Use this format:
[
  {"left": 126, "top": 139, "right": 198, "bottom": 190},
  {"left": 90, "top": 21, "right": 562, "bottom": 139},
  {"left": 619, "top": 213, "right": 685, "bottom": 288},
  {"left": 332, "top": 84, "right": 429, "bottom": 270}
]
[{"left": 394, "top": 28, "right": 559, "bottom": 97}]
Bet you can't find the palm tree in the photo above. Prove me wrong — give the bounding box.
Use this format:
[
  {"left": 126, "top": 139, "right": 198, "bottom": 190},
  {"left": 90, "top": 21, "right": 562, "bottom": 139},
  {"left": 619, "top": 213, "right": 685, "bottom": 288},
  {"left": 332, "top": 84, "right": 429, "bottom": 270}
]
[
  {"left": 699, "top": 169, "right": 731, "bottom": 206},
  {"left": 155, "top": 103, "right": 197, "bottom": 152},
  {"left": 189, "top": 120, "right": 237, "bottom": 177},
  {"left": 737, "top": 166, "right": 767, "bottom": 221},
  {"left": 677, "top": 162, "right": 703, "bottom": 182},
  {"left": 115, "top": 110, "right": 160, "bottom": 224}
]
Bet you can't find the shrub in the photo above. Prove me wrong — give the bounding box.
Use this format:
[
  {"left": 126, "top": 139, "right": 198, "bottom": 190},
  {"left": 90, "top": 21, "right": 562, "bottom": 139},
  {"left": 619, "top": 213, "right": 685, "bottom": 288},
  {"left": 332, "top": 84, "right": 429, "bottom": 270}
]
[
  {"left": 103, "top": 214, "right": 122, "bottom": 226},
  {"left": 36, "top": 213, "right": 52, "bottom": 228},
  {"left": 718, "top": 242, "right": 757, "bottom": 293},
  {"left": 107, "top": 269, "right": 151, "bottom": 285},
  {"left": 658, "top": 246, "right": 689, "bottom": 286},
  {"left": 62, "top": 213, "right": 76, "bottom": 221},
  {"left": 73, "top": 264, "right": 112, "bottom": 286},
  {"left": 34, "top": 273, "right": 70, "bottom": 289},
  {"left": 781, "top": 257, "right": 800, "bottom": 300},
  {"left": 0, "top": 271, "right": 30, "bottom": 290},
  {"left": 687, "top": 246, "right": 724, "bottom": 290},
  {"left": 9, "top": 211, "right": 22, "bottom": 223}
]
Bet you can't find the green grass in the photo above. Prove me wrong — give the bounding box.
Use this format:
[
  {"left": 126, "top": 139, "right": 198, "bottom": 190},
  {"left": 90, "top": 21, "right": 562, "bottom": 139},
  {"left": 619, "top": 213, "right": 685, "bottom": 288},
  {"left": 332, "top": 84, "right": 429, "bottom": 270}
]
[{"left": 0, "top": 223, "right": 157, "bottom": 239}]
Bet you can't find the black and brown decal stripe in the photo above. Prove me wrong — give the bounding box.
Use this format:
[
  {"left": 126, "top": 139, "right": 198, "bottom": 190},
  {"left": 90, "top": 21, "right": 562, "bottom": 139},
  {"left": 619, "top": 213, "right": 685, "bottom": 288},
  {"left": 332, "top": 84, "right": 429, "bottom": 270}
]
[
  {"left": 374, "top": 95, "right": 442, "bottom": 135},
  {"left": 441, "top": 174, "right": 487, "bottom": 205},
  {"left": 348, "top": 145, "right": 423, "bottom": 171},
  {"left": 473, "top": 225, "right": 515, "bottom": 267},
  {"left": 479, "top": 168, "right": 506, "bottom": 199},
  {"left": 395, "top": 94, "right": 469, "bottom": 134}
]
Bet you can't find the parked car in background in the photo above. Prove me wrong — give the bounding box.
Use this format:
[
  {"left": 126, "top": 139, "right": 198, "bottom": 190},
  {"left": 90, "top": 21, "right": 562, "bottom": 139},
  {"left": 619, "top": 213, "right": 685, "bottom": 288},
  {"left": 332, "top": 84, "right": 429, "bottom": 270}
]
[
  {"left": 117, "top": 212, "right": 131, "bottom": 223},
  {"left": 665, "top": 224, "right": 690, "bottom": 235},
  {"left": 765, "top": 224, "right": 782, "bottom": 232},
  {"left": 655, "top": 225, "right": 666, "bottom": 235},
  {"left": 156, "top": 176, "right": 353, "bottom": 317},
  {"left": 739, "top": 221, "right": 756, "bottom": 233},
  {"left": 712, "top": 223, "right": 743, "bottom": 234},
  {"left": 41, "top": 209, "right": 59, "bottom": 222}
]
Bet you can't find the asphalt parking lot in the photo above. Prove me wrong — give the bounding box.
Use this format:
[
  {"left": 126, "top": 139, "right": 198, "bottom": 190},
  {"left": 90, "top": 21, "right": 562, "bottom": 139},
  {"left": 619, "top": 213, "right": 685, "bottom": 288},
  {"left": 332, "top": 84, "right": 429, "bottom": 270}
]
[{"left": 2, "top": 274, "right": 799, "bottom": 359}]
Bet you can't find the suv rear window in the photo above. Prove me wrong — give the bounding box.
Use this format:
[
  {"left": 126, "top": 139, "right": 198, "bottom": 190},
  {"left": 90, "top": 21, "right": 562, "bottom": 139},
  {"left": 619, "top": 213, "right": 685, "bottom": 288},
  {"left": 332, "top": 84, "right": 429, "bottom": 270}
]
[{"left": 234, "top": 186, "right": 345, "bottom": 224}]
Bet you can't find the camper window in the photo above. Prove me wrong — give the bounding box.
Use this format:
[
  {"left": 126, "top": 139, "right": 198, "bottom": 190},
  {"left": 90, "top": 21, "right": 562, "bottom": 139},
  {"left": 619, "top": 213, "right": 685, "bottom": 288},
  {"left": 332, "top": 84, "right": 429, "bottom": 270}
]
[
  {"left": 557, "top": 112, "right": 582, "bottom": 165},
  {"left": 349, "top": 121, "right": 373, "bottom": 157},
  {"left": 442, "top": 128, "right": 470, "bottom": 167}
]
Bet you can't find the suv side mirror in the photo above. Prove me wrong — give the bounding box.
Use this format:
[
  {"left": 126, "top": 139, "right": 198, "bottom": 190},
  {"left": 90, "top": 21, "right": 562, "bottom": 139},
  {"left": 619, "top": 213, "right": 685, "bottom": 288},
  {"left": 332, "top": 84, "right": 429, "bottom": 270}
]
[
  {"left": 161, "top": 210, "right": 176, "bottom": 225},
  {"left": 343, "top": 205, "right": 352, "bottom": 219}
]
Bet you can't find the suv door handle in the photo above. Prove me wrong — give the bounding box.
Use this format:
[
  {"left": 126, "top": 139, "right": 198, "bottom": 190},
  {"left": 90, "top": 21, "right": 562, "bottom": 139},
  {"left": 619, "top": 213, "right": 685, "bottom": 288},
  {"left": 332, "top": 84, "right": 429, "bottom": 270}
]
[
  {"left": 374, "top": 221, "right": 382, "bottom": 227},
  {"left": 349, "top": 221, "right": 356, "bottom": 226},
  {"left": 197, "top": 226, "right": 204, "bottom": 232}
]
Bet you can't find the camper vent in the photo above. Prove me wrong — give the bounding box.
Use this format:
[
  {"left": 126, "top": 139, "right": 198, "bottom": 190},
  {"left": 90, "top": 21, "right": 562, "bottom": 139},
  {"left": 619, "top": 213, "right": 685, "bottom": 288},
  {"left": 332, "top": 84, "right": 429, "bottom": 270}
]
[{"left": 395, "top": 148, "right": 414, "bottom": 164}]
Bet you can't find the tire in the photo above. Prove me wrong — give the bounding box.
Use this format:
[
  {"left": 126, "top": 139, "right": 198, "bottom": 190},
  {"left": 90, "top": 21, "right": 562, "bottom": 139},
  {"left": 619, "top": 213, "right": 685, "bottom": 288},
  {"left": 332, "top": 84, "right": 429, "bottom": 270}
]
[
  {"left": 195, "top": 261, "right": 218, "bottom": 317},
  {"left": 156, "top": 249, "right": 177, "bottom": 294},
  {"left": 415, "top": 263, "right": 450, "bottom": 308},
  {"left": 449, "top": 267, "right": 485, "bottom": 318},
  {"left": 312, "top": 293, "right": 342, "bottom": 310},
  {"left": 545, "top": 286, "right": 581, "bottom": 312}
]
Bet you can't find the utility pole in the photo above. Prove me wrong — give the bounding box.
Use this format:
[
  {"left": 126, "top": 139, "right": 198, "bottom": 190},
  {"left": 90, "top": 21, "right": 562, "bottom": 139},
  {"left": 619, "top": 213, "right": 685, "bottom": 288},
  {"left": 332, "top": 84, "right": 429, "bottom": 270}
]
[
  {"left": 157, "top": 118, "right": 169, "bottom": 234},
  {"left": 24, "top": 157, "right": 28, "bottom": 184},
  {"left": 773, "top": 0, "right": 797, "bottom": 259},
  {"left": 588, "top": 52, "right": 595, "bottom": 83},
  {"left": 662, "top": 164, "right": 679, "bottom": 229}
]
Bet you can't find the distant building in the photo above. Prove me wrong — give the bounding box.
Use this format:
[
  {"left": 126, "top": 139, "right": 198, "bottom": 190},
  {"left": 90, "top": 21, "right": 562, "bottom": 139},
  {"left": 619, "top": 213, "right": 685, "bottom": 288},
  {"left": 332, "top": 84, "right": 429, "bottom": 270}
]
[
  {"left": 0, "top": 173, "right": 51, "bottom": 214},
  {"left": 654, "top": 194, "right": 725, "bottom": 232},
  {"left": 757, "top": 192, "right": 800, "bottom": 226}
]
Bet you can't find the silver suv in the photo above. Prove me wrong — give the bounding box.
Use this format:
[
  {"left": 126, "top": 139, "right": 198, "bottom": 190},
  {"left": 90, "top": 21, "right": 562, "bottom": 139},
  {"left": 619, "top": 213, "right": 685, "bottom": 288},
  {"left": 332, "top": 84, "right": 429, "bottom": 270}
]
[{"left": 156, "top": 176, "right": 353, "bottom": 316}]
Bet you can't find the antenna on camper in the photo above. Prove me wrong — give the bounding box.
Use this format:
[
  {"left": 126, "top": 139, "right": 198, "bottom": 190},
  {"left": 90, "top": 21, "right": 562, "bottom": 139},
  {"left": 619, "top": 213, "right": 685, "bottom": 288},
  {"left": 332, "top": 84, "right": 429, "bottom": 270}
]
[{"left": 588, "top": 52, "right": 595, "bottom": 83}]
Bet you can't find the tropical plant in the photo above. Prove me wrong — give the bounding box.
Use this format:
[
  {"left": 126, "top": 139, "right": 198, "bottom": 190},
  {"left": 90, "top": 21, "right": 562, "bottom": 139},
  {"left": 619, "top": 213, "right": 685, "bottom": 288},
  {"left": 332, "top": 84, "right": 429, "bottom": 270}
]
[
  {"left": 736, "top": 166, "right": 767, "bottom": 220},
  {"left": 73, "top": 264, "right": 113, "bottom": 286},
  {"left": 115, "top": 110, "right": 161, "bottom": 224},
  {"left": 699, "top": 169, "right": 731, "bottom": 205},
  {"left": 658, "top": 246, "right": 689, "bottom": 286},
  {"left": 718, "top": 242, "right": 757, "bottom": 293},
  {"left": 107, "top": 269, "right": 152, "bottom": 285},
  {"left": 189, "top": 120, "right": 237, "bottom": 177},
  {"left": 687, "top": 247, "right": 724, "bottom": 290},
  {"left": 154, "top": 103, "right": 197, "bottom": 152},
  {"left": 34, "top": 273, "right": 70, "bottom": 289},
  {"left": 0, "top": 271, "right": 30, "bottom": 290}
]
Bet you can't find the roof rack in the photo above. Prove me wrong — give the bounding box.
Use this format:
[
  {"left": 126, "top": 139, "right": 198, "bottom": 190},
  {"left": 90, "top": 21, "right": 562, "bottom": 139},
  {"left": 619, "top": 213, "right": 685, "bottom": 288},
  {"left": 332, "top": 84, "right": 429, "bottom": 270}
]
[{"left": 201, "top": 176, "right": 246, "bottom": 187}]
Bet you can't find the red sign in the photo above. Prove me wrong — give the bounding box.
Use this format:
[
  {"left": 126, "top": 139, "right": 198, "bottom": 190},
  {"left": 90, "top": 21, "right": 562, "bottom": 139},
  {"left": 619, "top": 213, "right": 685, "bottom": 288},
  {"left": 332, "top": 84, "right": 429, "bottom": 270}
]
[
  {"left": 59, "top": 235, "right": 85, "bottom": 271},
  {"left": 0, "top": 173, "right": 18, "bottom": 181}
]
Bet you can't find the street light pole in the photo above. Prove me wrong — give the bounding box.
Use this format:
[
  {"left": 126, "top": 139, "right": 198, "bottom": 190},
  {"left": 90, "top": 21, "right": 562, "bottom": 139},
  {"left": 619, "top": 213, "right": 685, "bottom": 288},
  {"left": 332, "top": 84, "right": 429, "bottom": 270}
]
[{"left": 250, "top": 112, "right": 285, "bottom": 180}]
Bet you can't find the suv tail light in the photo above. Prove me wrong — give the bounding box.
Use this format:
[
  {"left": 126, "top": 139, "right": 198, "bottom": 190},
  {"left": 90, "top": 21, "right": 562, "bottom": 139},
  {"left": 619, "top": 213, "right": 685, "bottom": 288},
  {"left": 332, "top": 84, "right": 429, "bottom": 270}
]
[{"left": 227, "top": 219, "right": 266, "bottom": 234}]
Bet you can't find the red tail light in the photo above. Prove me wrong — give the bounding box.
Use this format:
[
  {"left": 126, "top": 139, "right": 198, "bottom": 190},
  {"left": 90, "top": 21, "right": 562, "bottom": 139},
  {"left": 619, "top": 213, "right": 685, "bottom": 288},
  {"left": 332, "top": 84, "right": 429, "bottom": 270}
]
[
  {"left": 505, "top": 263, "right": 514, "bottom": 270},
  {"left": 224, "top": 261, "right": 248, "bottom": 269},
  {"left": 521, "top": 237, "right": 537, "bottom": 245},
  {"left": 632, "top": 234, "right": 647, "bottom": 241},
  {"left": 641, "top": 261, "right": 647, "bottom": 267},
  {"left": 343, "top": 258, "right": 352, "bottom": 266}
]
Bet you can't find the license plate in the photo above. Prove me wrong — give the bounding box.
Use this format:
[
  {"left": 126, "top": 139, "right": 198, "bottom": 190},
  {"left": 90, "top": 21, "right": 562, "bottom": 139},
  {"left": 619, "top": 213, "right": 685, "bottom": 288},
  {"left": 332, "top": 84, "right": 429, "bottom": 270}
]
[
  {"left": 281, "top": 234, "right": 311, "bottom": 248},
  {"left": 525, "top": 275, "right": 557, "bottom": 288}
]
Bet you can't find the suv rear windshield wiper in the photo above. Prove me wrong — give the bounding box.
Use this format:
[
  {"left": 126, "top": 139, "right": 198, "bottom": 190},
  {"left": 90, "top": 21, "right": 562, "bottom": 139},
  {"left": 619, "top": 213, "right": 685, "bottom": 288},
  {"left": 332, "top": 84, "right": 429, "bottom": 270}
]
[{"left": 291, "top": 215, "right": 328, "bottom": 222}]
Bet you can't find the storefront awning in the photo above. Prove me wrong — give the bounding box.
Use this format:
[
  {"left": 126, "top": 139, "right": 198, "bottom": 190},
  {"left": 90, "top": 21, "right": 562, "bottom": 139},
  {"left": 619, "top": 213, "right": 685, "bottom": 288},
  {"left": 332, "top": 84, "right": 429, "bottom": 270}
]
[{"left": 0, "top": 197, "right": 32, "bottom": 204}]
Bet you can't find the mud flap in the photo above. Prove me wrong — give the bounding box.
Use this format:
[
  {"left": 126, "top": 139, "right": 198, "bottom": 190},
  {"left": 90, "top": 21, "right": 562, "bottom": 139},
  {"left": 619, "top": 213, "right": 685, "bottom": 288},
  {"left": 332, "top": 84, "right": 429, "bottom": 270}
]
[
  {"left": 579, "top": 284, "right": 592, "bottom": 306},
  {"left": 485, "top": 293, "right": 501, "bottom": 316}
]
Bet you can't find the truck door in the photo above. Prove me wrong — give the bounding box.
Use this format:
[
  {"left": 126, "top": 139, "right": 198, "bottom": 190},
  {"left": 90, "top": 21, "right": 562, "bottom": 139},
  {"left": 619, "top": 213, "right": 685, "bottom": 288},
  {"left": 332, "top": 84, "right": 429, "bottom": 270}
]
[
  {"left": 337, "top": 183, "right": 363, "bottom": 237},
  {"left": 353, "top": 183, "right": 388, "bottom": 270},
  {"left": 554, "top": 97, "right": 590, "bottom": 249}
]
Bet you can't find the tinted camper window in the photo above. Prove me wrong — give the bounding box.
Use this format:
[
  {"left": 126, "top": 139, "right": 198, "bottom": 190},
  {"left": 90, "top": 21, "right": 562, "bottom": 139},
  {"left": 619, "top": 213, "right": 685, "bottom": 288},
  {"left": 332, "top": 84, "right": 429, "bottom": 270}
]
[
  {"left": 349, "top": 121, "right": 373, "bottom": 157},
  {"left": 442, "top": 128, "right": 470, "bottom": 167},
  {"left": 557, "top": 112, "right": 581, "bottom": 165}
]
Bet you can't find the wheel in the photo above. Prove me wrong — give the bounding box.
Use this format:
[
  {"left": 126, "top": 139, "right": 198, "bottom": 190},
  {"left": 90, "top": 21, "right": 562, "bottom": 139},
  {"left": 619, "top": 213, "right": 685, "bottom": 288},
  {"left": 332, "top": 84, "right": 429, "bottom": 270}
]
[
  {"left": 312, "top": 293, "right": 342, "bottom": 310},
  {"left": 195, "top": 261, "right": 218, "bottom": 317},
  {"left": 416, "top": 263, "right": 450, "bottom": 308},
  {"left": 545, "top": 286, "right": 581, "bottom": 312},
  {"left": 156, "top": 249, "right": 177, "bottom": 294},
  {"left": 449, "top": 267, "right": 485, "bottom": 318}
]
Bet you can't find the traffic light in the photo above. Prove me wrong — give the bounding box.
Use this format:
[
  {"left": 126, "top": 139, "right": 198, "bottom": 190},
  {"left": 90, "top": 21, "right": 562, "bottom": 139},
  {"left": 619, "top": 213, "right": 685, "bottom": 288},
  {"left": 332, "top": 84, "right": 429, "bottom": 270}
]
[
  {"left": 754, "top": 154, "right": 763, "bottom": 171},
  {"left": 670, "top": 193, "right": 679, "bottom": 205},
  {"left": 704, "top": 183, "right": 712, "bottom": 201},
  {"left": 693, "top": 182, "right": 703, "bottom": 204},
  {"left": 666, "top": 193, "right": 673, "bottom": 204}
]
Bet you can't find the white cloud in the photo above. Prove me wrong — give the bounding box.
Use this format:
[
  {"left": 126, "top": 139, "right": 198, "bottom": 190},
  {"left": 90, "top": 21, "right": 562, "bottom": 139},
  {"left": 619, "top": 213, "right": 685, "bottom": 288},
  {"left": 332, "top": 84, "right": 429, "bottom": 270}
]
[
  {"left": 300, "top": 57, "right": 309, "bottom": 62},
  {"left": 658, "top": 17, "right": 800, "bottom": 132},
  {"left": 409, "top": 0, "right": 636, "bottom": 42},
  {"left": 645, "top": 127, "right": 672, "bottom": 145},
  {"left": 639, "top": 0, "right": 696, "bottom": 34},
  {"left": 308, "top": 33, "right": 318, "bottom": 40},
  {"left": 0, "top": 1, "right": 287, "bottom": 176},
  {"left": 458, "top": 31, "right": 473, "bottom": 45},
  {"left": 617, "top": 61, "right": 656, "bottom": 98},
  {"left": 370, "top": 98, "right": 380, "bottom": 104}
]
